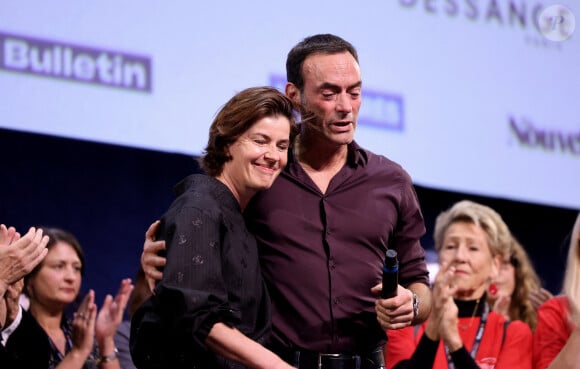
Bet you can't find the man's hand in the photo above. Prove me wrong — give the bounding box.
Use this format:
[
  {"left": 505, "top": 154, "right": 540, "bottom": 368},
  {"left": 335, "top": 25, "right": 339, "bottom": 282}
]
[
  {"left": 374, "top": 284, "right": 415, "bottom": 330},
  {"left": 141, "top": 221, "right": 166, "bottom": 293},
  {"left": 529, "top": 288, "right": 553, "bottom": 310},
  {"left": 0, "top": 226, "right": 49, "bottom": 290}
]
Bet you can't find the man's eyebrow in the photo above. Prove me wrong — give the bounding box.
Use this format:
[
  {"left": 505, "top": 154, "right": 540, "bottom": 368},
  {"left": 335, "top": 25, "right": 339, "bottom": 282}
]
[
  {"left": 348, "top": 81, "right": 363, "bottom": 89},
  {"left": 318, "top": 81, "right": 362, "bottom": 90}
]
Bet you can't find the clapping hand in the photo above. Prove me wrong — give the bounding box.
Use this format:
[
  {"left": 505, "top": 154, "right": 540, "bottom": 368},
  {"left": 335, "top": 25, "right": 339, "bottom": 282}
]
[
  {"left": 0, "top": 225, "right": 49, "bottom": 288},
  {"left": 71, "top": 290, "right": 98, "bottom": 357},
  {"left": 95, "top": 278, "right": 133, "bottom": 342},
  {"left": 529, "top": 288, "right": 553, "bottom": 310}
]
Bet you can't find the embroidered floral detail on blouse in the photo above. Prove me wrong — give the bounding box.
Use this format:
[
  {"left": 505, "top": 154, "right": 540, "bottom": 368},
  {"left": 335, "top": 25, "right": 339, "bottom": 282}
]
[
  {"left": 192, "top": 218, "right": 203, "bottom": 227},
  {"left": 192, "top": 255, "right": 204, "bottom": 265}
]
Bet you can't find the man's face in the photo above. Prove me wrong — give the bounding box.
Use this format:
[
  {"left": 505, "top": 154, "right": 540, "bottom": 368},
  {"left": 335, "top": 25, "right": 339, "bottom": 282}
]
[{"left": 293, "top": 51, "right": 362, "bottom": 146}]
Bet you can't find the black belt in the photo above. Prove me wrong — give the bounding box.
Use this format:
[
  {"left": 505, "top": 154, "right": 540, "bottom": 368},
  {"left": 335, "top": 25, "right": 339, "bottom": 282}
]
[{"left": 276, "top": 347, "right": 385, "bottom": 369}]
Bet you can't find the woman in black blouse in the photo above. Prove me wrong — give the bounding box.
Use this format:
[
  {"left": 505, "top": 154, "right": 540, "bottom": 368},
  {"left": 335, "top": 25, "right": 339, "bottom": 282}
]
[{"left": 130, "top": 86, "right": 298, "bottom": 369}]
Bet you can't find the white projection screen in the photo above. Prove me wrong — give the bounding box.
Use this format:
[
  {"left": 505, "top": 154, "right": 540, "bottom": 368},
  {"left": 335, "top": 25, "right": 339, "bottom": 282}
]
[{"left": 1, "top": 0, "right": 579, "bottom": 209}]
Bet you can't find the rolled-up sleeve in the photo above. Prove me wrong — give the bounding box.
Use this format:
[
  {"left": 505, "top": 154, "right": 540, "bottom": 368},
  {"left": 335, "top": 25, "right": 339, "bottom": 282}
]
[
  {"left": 154, "top": 206, "right": 240, "bottom": 349},
  {"left": 393, "top": 171, "right": 429, "bottom": 288}
]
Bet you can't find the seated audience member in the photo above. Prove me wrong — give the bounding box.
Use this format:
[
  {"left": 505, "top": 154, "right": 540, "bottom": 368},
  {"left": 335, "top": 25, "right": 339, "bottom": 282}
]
[
  {"left": 533, "top": 213, "right": 580, "bottom": 369},
  {"left": 5, "top": 227, "right": 133, "bottom": 369},
  {"left": 384, "top": 200, "right": 533, "bottom": 369},
  {"left": 130, "top": 87, "right": 298, "bottom": 369},
  {"left": 113, "top": 268, "right": 150, "bottom": 369},
  {"left": 488, "top": 238, "right": 550, "bottom": 331}
]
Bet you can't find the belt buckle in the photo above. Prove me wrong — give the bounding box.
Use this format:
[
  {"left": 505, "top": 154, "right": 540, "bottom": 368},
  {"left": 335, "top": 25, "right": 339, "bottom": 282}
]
[{"left": 317, "top": 353, "right": 341, "bottom": 369}]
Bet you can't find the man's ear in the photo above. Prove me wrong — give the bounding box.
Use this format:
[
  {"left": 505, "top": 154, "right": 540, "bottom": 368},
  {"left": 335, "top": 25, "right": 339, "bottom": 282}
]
[{"left": 285, "top": 83, "right": 301, "bottom": 108}]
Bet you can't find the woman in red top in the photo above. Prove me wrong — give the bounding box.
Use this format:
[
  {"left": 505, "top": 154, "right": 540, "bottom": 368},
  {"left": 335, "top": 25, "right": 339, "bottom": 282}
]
[
  {"left": 487, "top": 238, "right": 548, "bottom": 331},
  {"left": 384, "top": 200, "right": 532, "bottom": 369},
  {"left": 533, "top": 213, "right": 580, "bottom": 369}
]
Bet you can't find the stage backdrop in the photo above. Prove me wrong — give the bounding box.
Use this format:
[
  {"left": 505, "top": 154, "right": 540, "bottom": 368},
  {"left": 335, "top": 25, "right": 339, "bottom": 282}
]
[{"left": 1, "top": 0, "right": 579, "bottom": 210}]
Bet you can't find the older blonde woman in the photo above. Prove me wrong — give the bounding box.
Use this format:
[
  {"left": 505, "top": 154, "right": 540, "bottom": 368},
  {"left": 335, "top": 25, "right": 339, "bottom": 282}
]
[
  {"left": 533, "top": 213, "right": 580, "bottom": 369},
  {"left": 383, "top": 200, "right": 532, "bottom": 369}
]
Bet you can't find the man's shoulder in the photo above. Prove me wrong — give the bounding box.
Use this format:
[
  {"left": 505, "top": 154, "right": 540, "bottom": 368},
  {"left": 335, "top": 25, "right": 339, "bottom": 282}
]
[
  {"left": 354, "top": 143, "right": 403, "bottom": 168},
  {"left": 355, "top": 144, "right": 412, "bottom": 181}
]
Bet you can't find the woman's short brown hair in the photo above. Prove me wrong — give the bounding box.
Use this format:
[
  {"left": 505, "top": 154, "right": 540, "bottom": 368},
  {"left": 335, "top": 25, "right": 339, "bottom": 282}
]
[{"left": 200, "top": 86, "right": 298, "bottom": 177}]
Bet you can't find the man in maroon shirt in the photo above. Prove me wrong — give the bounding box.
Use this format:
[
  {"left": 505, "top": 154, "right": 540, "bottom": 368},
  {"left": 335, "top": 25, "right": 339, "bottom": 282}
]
[{"left": 141, "top": 34, "right": 432, "bottom": 369}]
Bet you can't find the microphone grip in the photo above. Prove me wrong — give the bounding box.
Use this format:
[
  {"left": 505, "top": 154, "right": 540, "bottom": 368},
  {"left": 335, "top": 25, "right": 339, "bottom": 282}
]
[{"left": 381, "top": 249, "right": 398, "bottom": 299}]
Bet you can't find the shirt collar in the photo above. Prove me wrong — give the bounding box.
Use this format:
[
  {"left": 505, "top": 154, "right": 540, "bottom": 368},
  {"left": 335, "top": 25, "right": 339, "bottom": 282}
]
[
  {"left": 347, "top": 140, "right": 368, "bottom": 167},
  {"left": 287, "top": 139, "right": 367, "bottom": 168}
]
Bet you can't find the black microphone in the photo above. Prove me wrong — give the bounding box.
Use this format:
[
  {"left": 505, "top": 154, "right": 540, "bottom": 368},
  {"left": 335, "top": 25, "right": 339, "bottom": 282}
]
[{"left": 381, "top": 249, "right": 399, "bottom": 299}]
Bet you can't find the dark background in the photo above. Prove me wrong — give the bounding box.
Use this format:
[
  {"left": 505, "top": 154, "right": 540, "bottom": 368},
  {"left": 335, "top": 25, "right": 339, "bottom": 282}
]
[{"left": 1, "top": 127, "right": 577, "bottom": 302}]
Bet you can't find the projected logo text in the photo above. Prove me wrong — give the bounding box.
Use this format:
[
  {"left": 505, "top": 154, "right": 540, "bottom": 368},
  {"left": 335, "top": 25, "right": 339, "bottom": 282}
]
[
  {"left": 269, "top": 74, "right": 404, "bottom": 131},
  {"left": 398, "top": 0, "right": 567, "bottom": 49},
  {"left": 0, "top": 31, "right": 152, "bottom": 92},
  {"left": 509, "top": 116, "right": 580, "bottom": 156},
  {"left": 399, "top": 0, "right": 543, "bottom": 31}
]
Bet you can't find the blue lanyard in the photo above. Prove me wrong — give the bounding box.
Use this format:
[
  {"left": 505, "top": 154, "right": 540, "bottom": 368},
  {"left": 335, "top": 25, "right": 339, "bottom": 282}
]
[{"left": 444, "top": 302, "right": 489, "bottom": 369}]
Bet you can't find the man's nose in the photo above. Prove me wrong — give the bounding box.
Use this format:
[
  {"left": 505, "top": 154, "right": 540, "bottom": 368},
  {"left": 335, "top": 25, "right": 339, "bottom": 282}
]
[{"left": 336, "top": 92, "right": 353, "bottom": 113}]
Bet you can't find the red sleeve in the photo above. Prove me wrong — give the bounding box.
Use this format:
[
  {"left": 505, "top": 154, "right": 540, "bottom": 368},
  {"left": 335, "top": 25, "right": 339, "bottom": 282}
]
[
  {"left": 496, "top": 320, "right": 533, "bottom": 369},
  {"left": 385, "top": 326, "right": 417, "bottom": 369},
  {"left": 533, "top": 297, "right": 572, "bottom": 369}
]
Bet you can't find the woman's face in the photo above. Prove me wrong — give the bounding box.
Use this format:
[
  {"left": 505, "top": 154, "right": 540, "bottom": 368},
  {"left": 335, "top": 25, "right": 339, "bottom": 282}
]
[
  {"left": 222, "top": 115, "right": 291, "bottom": 193},
  {"left": 489, "top": 257, "right": 515, "bottom": 299},
  {"left": 439, "top": 221, "right": 500, "bottom": 300},
  {"left": 27, "top": 241, "right": 82, "bottom": 308}
]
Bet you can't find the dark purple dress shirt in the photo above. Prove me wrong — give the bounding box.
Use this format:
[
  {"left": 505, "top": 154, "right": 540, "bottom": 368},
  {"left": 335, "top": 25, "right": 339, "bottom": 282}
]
[{"left": 245, "top": 141, "right": 429, "bottom": 354}]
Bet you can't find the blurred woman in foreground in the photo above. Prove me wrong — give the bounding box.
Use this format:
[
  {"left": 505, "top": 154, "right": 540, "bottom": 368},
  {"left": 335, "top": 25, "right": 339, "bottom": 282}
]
[{"left": 533, "top": 213, "right": 580, "bottom": 369}]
